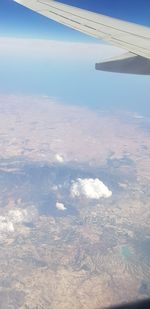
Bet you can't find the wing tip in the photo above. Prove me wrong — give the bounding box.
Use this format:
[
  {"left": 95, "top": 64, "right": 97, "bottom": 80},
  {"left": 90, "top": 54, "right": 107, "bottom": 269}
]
[{"left": 95, "top": 54, "right": 150, "bottom": 75}]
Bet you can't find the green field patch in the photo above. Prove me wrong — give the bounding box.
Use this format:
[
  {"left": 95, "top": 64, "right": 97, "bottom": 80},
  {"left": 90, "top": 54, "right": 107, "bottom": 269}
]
[{"left": 121, "top": 245, "right": 131, "bottom": 260}]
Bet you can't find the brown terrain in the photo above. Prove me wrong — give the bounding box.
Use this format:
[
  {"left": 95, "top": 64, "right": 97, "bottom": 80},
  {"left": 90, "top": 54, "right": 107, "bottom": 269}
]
[{"left": 0, "top": 95, "right": 149, "bottom": 309}]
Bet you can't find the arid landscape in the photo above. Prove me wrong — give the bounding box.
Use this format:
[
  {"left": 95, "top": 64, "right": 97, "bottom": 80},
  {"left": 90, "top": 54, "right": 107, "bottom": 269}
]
[{"left": 0, "top": 95, "right": 149, "bottom": 309}]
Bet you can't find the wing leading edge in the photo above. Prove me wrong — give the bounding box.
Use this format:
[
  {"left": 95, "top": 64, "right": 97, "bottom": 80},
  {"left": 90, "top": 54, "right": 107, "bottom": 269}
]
[{"left": 14, "top": 0, "right": 150, "bottom": 74}]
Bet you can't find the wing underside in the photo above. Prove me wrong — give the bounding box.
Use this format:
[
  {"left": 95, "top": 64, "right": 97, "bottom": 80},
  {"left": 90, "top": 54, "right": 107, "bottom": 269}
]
[
  {"left": 14, "top": 0, "right": 150, "bottom": 74},
  {"left": 96, "top": 53, "right": 150, "bottom": 75}
]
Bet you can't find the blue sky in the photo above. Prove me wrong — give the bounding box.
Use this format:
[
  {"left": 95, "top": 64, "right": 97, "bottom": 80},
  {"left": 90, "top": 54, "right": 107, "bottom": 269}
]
[{"left": 0, "top": 0, "right": 150, "bottom": 116}]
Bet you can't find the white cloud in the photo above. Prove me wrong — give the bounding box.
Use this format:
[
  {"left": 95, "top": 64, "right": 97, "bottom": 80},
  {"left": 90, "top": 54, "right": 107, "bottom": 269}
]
[
  {"left": 55, "top": 154, "right": 64, "bottom": 163},
  {"left": 0, "top": 216, "right": 14, "bottom": 233},
  {"left": 8, "top": 209, "right": 28, "bottom": 223},
  {"left": 0, "top": 37, "right": 126, "bottom": 62},
  {"left": 0, "top": 207, "right": 37, "bottom": 240},
  {"left": 51, "top": 185, "right": 58, "bottom": 191},
  {"left": 133, "top": 113, "right": 144, "bottom": 119},
  {"left": 71, "top": 178, "right": 112, "bottom": 199},
  {"left": 8, "top": 207, "right": 37, "bottom": 224},
  {"left": 56, "top": 202, "right": 66, "bottom": 211}
]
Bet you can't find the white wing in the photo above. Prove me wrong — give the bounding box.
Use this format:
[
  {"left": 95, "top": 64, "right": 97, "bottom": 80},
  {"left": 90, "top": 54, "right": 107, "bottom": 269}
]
[{"left": 14, "top": 0, "right": 150, "bottom": 74}]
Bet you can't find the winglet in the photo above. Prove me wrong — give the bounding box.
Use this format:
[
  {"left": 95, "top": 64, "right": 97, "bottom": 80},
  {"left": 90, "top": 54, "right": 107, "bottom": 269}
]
[{"left": 95, "top": 53, "right": 150, "bottom": 75}]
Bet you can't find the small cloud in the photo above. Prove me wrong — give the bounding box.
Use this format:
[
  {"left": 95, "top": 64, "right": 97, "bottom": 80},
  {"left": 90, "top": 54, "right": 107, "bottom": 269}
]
[
  {"left": 55, "top": 154, "right": 64, "bottom": 163},
  {"left": 0, "top": 216, "right": 14, "bottom": 233},
  {"left": 71, "top": 178, "right": 112, "bottom": 199},
  {"left": 133, "top": 114, "right": 144, "bottom": 119},
  {"left": 119, "top": 182, "right": 127, "bottom": 189},
  {"left": 0, "top": 207, "right": 37, "bottom": 241},
  {"left": 51, "top": 185, "right": 58, "bottom": 191},
  {"left": 8, "top": 209, "right": 28, "bottom": 223},
  {"left": 8, "top": 207, "right": 38, "bottom": 224},
  {"left": 56, "top": 202, "right": 66, "bottom": 211}
]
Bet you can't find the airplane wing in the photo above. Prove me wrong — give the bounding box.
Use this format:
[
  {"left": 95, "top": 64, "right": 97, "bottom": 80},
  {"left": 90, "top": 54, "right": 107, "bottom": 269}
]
[{"left": 14, "top": 0, "right": 150, "bottom": 74}]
